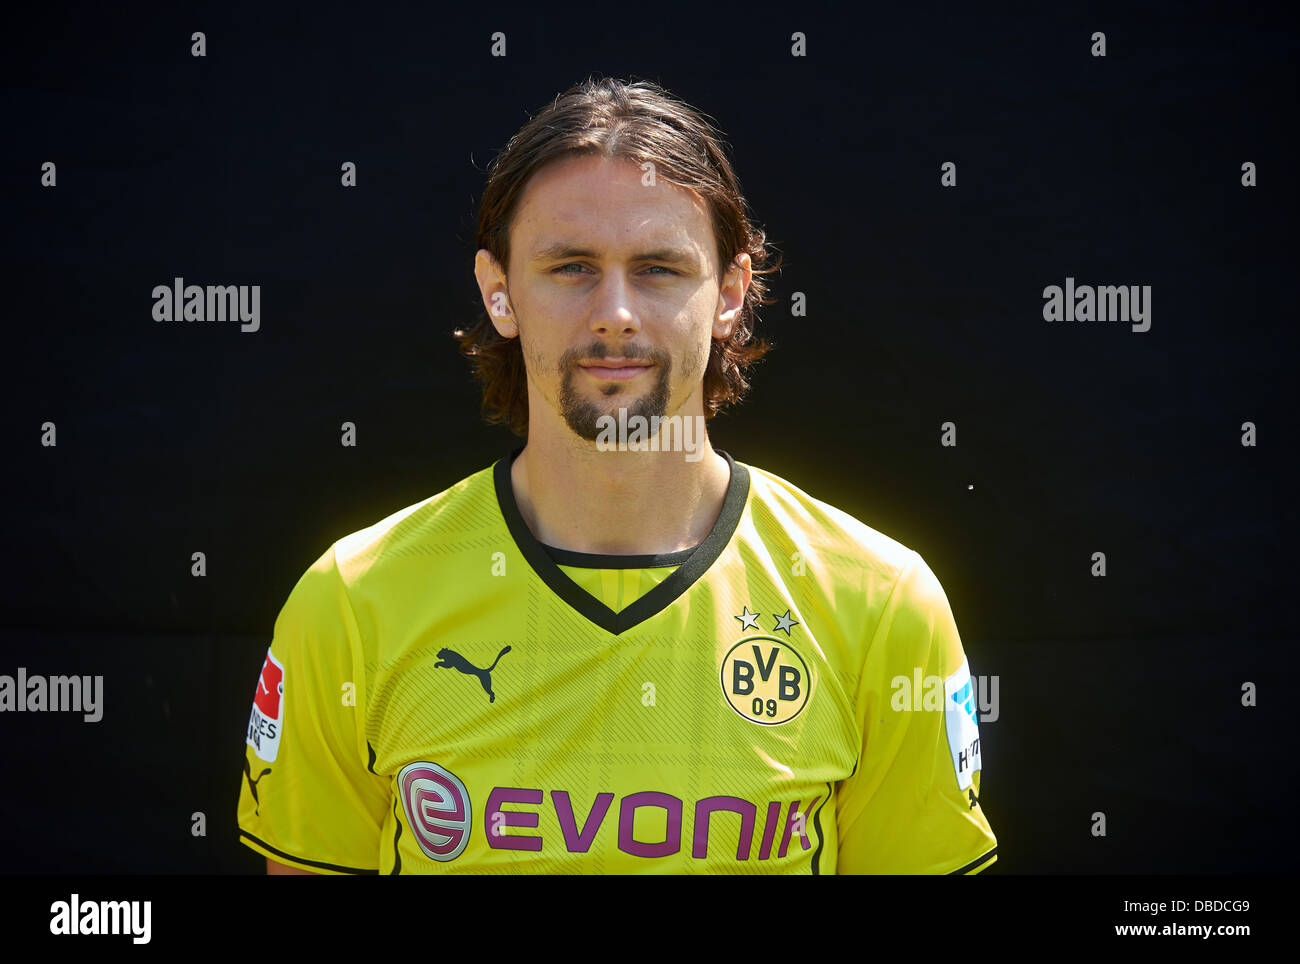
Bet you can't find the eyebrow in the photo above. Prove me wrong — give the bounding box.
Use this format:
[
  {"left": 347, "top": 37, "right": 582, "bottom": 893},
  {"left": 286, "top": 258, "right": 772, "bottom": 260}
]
[{"left": 528, "top": 241, "right": 698, "bottom": 267}]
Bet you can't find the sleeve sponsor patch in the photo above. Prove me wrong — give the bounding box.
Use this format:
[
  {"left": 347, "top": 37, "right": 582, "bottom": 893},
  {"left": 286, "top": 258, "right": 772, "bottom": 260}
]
[
  {"left": 943, "top": 658, "right": 981, "bottom": 791},
  {"left": 247, "top": 648, "right": 284, "bottom": 762}
]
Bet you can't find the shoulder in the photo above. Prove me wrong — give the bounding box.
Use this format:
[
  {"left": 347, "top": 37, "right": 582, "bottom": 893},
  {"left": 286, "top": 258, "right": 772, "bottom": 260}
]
[
  {"left": 734, "top": 459, "right": 965, "bottom": 675},
  {"left": 272, "top": 459, "right": 501, "bottom": 670},
  {"left": 274, "top": 459, "right": 498, "bottom": 637},
  {"left": 737, "top": 461, "right": 965, "bottom": 674},
  {"left": 737, "top": 459, "right": 919, "bottom": 586},
  {"left": 328, "top": 460, "right": 498, "bottom": 586}
]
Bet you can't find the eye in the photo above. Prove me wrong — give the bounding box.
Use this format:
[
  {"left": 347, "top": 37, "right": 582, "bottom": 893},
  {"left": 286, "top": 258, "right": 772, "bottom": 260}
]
[{"left": 550, "top": 264, "right": 676, "bottom": 276}]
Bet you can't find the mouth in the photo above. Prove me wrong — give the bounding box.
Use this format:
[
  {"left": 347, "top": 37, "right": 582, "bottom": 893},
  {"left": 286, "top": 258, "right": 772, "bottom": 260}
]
[{"left": 577, "top": 359, "right": 654, "bottom": 382}]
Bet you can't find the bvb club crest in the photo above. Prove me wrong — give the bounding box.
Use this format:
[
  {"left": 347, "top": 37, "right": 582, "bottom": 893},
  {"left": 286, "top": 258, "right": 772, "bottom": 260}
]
[{"left": 721, "top": 607, "right": 812, "bottom": 726}]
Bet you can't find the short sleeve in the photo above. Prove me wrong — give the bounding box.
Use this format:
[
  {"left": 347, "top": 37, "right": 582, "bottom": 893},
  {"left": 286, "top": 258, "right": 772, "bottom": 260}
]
[
  {"left": 835, "top": 552, "right": 998, "bottom": 874},
  {"left": 236, "top": 544, "right": 391, "bottom": 874}
]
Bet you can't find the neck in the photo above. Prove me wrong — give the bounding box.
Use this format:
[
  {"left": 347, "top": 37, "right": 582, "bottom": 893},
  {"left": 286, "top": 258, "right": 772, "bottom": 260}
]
[{"left": 509, "top": 417, "right": 732, "bottom": 556}]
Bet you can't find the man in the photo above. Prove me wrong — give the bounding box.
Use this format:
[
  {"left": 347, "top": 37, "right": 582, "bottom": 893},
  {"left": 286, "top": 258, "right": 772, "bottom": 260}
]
[{"left": 237, "top": 75, "right": 997, "bottom": 874}]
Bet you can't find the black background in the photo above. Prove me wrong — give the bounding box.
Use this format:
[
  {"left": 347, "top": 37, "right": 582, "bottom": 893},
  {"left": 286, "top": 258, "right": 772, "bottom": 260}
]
[{"left": 1, "top": 0, "right": 1295, "bottom": 875}]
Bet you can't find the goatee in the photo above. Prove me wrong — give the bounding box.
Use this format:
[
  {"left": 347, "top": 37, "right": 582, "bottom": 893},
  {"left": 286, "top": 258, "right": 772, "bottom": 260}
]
[{"left": 557, "top": 345, "right": 673, "bottom": 442}]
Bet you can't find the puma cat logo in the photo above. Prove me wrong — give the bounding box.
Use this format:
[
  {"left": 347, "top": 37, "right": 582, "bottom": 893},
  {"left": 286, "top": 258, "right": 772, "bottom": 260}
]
[
  {"left": 242, "top": 756, "right": 272, "bottom": 815},
  {"left": 435, "top": 646, "right": 512, "bottom": 703}
]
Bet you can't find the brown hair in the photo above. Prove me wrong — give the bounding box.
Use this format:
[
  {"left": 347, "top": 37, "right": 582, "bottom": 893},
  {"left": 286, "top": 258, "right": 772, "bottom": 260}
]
[{"left": 455, "top": 74, "right": 781, "bottom": 437}]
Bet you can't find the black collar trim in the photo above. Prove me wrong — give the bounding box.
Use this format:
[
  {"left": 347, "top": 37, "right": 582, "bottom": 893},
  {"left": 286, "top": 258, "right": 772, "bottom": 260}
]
[
  {"left": 540, "top": 543, "right": 696, "bottom": 569},
  {"left": 493, "top": 445, "right": 750, "bottom": 635}
]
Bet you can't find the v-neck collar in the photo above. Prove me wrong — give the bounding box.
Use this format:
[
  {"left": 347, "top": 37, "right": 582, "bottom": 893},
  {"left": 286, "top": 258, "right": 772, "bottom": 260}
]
[{"left": 492, "top": 445, "right": 750, "bottom": 635}]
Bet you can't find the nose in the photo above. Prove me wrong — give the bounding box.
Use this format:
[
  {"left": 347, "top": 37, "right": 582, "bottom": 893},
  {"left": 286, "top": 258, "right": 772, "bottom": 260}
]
[{"left": 588, "top": 272, "right": 641, "bottom": 338}]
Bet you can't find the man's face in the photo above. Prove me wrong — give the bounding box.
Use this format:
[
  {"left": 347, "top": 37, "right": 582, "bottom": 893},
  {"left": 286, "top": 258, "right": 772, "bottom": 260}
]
[{"left": 476, "top": 154, "right": 748, "bottom": 442}]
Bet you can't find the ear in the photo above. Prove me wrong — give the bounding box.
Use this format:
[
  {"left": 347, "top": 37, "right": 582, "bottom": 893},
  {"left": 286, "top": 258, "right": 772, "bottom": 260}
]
[
  {"left": 714, "top": 253, "right": 751, "bottom": 339},
  {"left": 475, "top": 249, "right": 518, "bottom": 338}
]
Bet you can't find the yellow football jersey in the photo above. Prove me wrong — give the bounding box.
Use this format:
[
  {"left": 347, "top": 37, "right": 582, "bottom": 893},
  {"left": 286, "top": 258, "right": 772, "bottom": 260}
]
[{"left": 237, "top": 448, "right": 997, "bottom": 874}]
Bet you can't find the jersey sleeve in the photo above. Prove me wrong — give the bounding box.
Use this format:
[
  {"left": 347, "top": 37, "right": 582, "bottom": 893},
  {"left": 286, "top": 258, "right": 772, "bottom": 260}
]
[
  {"left": 236, "top": 543, "right": 391, "bottom": 874},
  {"left": 835, "top": 551, "right": 998, "bottom": 874}
]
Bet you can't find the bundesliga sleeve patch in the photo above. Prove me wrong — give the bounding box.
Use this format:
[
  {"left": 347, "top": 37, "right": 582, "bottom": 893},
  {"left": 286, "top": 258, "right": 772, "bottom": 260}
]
[
  {"left": 943, "top": 659, "right": 981, "bottom": 791},
  {"left": 247, "top": 648, "right": 284, "bottom": 763}
]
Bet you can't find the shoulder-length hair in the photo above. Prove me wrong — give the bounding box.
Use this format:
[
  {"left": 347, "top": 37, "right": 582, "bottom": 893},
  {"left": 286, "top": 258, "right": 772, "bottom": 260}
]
[{"left": 455, "top": 75, "right": 781, "bottom": 437}]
